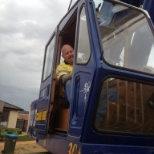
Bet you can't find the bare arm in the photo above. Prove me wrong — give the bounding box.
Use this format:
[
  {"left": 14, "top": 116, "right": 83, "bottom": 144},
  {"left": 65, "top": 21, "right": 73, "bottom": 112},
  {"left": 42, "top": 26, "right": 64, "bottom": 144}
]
[{"left": 62, "top": 73, "right": 72, "bottom": 83}]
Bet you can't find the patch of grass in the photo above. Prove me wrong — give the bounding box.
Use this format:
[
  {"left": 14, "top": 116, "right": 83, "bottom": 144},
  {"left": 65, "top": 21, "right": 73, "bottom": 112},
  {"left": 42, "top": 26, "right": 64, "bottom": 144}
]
[{"left": 17, "top": 135, "right": 34, "bottom": 141}]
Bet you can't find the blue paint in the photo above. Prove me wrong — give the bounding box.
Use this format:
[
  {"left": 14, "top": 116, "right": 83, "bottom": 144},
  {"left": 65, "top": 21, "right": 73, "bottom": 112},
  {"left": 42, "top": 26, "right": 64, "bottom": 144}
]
[{"left": 143, "top": 0, "right": 154, "bottom": 24}]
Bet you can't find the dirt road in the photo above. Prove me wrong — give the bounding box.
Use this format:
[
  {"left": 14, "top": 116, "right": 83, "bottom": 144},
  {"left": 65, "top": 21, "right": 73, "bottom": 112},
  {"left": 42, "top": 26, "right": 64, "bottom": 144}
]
[{"left": 0, "top": 140, "right": 51, "bottom": 154}]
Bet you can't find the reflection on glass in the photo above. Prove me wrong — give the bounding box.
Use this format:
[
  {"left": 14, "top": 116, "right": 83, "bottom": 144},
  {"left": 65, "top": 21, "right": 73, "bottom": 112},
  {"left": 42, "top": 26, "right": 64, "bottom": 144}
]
[
  {"left": 76, "top": 6, "right": 91, "bottom": 64},
  {"left": 95, "top": 78, "right": 154, "bottom": 135},
  {"left": 43, "top": 37, "right": 55, "bottom": 81},
  {"left": 93, "top": 0, "right": 154, "bottom": 74}
]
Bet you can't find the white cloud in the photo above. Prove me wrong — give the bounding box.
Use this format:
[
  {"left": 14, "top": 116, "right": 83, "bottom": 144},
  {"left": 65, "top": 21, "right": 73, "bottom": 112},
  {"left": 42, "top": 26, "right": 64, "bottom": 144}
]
[{"left": 0, "top": 0, "right": 69, "bottom": 110}]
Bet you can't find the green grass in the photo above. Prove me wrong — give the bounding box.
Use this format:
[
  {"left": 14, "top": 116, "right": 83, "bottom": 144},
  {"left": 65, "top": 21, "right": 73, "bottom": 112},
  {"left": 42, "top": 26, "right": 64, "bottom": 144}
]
[{"left": 17, "top": 135, "right": 35, "bottom": 141}]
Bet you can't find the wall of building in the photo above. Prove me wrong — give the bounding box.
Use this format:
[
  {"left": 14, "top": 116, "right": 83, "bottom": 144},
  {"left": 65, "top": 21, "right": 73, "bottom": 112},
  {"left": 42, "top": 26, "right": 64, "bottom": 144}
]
[
  {"left": 16, "top": 113, "right": 29, "bottom": 131},
  {"left": 0, "top": 102, "right": 4, "bottom": 112},
  {"left": 7, "top": 110, "right": 18, "bottom": 128}
]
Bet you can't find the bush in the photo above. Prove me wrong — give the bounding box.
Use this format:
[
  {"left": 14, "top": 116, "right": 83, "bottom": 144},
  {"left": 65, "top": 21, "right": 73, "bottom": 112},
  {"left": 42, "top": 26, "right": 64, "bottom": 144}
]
[
  {"left": 5, "top": 128, "right": 22, "bottom": 134},
  {"left": 0, "top": 128, "right": 22, "bottom": 141},
  {"left": 0, "top": 130, "right": 7, "bottom": 141}
]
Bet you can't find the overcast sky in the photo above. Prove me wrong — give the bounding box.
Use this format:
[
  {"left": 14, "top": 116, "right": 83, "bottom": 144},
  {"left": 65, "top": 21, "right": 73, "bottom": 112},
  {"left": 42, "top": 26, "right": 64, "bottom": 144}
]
[{"left": 0, "top": 0, "right": 70, "bottom": 111}]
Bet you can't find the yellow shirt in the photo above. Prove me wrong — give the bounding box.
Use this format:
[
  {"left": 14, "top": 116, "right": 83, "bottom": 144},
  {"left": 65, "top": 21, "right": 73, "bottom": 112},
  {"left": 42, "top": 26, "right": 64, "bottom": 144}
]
[{"left": 56, "top": 61, "right": 73, "bottom": 79}]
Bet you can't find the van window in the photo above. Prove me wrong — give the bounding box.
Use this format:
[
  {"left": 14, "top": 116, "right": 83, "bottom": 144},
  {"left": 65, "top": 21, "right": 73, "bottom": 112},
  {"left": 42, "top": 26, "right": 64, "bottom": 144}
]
[
  {"left": 76, "top": 6, "right": 91, "bottom": 64},
  {"left": 95, "top": 77, "right": 154, "bottom": 135},
  {"left": 43, "top": 36, "right": 56, "bottom": 81},
  {"left": 94, "top": 0, "right": 154, "bottom": 74}
]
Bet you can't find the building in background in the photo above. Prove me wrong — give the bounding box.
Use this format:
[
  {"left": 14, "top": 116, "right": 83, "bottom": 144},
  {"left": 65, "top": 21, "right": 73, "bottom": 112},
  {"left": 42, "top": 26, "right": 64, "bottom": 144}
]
[
  {"left": 0, "top": 100, "right": 23, "bottom": 128},
  {"left": 16, "top": 111, "right": 29, "bottom": 132}
]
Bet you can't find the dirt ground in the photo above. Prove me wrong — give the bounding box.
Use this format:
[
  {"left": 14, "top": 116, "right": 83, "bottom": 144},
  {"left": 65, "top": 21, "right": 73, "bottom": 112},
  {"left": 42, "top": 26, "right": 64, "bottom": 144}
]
[
  {"left": 0, "top": 132, "right": 50, "bottom": 154},
  {"left": 0, "top": 140, "right": 50, "bottom": 154}
]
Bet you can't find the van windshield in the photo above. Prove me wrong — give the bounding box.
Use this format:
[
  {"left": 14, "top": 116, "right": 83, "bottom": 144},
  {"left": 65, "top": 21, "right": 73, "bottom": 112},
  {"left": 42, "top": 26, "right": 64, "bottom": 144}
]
[{"left": 94, "top": 0, "right": 154, "bottom": 75}]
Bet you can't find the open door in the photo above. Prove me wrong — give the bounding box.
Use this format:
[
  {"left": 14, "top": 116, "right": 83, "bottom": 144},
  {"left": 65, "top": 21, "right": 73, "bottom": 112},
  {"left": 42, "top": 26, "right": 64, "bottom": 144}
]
[
  {"left": 48, "top": 8, "right": 78, "bottom": 134},
  {"left": 34, "top": 33, "right": 57, "bottom": 134}
]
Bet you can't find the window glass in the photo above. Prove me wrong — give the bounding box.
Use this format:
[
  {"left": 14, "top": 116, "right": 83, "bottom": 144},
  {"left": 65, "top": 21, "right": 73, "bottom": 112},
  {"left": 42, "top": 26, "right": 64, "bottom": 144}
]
[
  {"left": 94, "top": 0, "right": 154, "bottom": 74},
  {"left": 43, "top": 36, "right": 56, "bottom": 81},
  {"left": 76, "top": 6, "right": 91, "bottom": 64},
  {"left": 0, "top": 110, "right": 9, "bottom": 127},
  {"left": 69, "top": 0, "right": 78, "bottom": 9},
  {"left": 95, "top": 77, "right": 154, "bottom": 135}
]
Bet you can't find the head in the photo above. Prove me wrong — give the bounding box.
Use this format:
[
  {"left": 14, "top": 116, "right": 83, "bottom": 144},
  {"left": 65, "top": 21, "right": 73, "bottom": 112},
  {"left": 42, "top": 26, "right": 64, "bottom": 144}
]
[{"left": 61, "top": 44, "right": 74, "bottom": 65}]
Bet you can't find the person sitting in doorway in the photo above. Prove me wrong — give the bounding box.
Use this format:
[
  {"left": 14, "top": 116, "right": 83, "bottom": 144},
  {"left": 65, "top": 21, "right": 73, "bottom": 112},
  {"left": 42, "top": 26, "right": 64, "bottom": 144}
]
[{"left": 56, "top": 44, "right": 74, "bottom": 104}]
